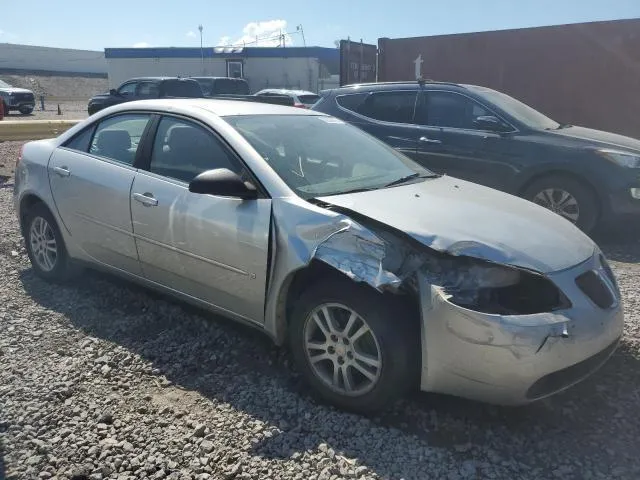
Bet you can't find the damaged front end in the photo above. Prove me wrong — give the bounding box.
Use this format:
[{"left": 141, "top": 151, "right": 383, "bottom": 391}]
[{"left": 264, "top": 198, "right": 622, "bottom": 405}]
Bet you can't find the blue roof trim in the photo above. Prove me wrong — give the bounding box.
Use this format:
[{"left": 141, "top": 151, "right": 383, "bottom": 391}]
[{"left": 105, "top": 46, "right": 339, "bottom": 61}]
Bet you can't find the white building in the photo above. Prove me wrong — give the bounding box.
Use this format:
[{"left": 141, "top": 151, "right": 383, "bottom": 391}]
[{"left": 105, "top": 46, "right": 340, "bottom": 93}]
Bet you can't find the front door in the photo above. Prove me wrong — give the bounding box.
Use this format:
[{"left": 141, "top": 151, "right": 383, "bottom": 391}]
[
  {"left": 413, "top": 90, "right": 515, "bottom": 189},
  {"left": 130, "top": 115, "right": 272, "bottom": 323},
  {"left": 48, "top": 112, "right": 153, "bottom": 274}
]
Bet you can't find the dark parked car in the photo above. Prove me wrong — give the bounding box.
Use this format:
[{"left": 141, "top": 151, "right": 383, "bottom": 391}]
[
  {"left": 313, "top": 81, "right": 640, "bottom": 232},
  {"left": 87, "top": 77, "right": 203, "bottom": 115},
  {"left": 0, "top": 79, "right": 35, "bottom": 114}
]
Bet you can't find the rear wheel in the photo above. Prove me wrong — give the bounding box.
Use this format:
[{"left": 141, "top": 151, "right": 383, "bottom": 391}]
[
  {"left": 19, "top": 106, "right": 33, "bottom": 115},
  {"left": 522, "top": 175, "right": 599, "bottom": 233},
  {"left": 289, "top": 278, "right": 418, "bottom": 414},
  {"left": 24, "top": 203, "right": 78, "bottom": 282}
]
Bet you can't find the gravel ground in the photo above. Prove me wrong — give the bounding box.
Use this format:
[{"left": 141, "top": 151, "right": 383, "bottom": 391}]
[{"left": 1, "top": 158, "right": 640, "bottom": 479}]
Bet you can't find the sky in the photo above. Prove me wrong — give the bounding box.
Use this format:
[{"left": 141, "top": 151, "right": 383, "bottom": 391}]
[{"left": 3, "top": 0, "right": 640, "bottom": 51}]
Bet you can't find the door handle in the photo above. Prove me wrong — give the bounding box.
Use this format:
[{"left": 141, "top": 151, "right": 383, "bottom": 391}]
[
  {"left": 52, "top": 166, "right": 70, "bottom": 177},
  {"left": 419, "top": 136, "right": 442, "bottom": 145},
  {"left": 132, "top": 192, "right": 158, "bottom": 207}
]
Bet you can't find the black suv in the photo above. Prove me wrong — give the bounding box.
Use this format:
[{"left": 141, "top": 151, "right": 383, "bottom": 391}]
[
  {"left": 313, "top": 81, "right": 640, "bottom": 233},
  {"left": 88, "top": 77, "right": 203, "bottom": 116}
]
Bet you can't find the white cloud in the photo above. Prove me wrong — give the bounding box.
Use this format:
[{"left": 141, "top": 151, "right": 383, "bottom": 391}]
[
  {"left": 218, "top": 20, "right": 294, "bottom": 47},
  {"left": 132, "top": 42, "right": 150, "bottom": 48},
  {"left": 186, "top": 31, "right": 197, "bottom": 38}
]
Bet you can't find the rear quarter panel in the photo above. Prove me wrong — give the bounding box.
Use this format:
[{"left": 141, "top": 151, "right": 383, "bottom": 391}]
[{"left": 13, "top": 139, "right": 59, "bottom": 229}]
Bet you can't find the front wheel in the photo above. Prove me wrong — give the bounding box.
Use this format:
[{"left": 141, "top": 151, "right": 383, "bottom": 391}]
[
  {"left": 19, "top": 106, "right": 33, "bottom": 115},
  {"left": 522, "top": 175, "right": 599, "bottom": 233},
  {"left": 289, "top": 278, "right": 419, "bottom": 414}
]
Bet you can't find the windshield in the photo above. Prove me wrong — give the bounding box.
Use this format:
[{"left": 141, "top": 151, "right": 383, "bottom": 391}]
[
  {"left": 224, "top": 114, "right": 434, "bottom": 198},
  {"left": 0, "top": 79, "right": 11, "bottom": 88},
  {"left": 468, "top": 85, "right": 560, "bottom": 130}
]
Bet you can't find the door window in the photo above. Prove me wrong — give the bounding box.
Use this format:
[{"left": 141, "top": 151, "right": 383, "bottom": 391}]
[
  {"left": 338, "top": 91, "right": 417, "bottom": 124},
  {"left": 62, "top": 125, "right": 95, "bottom": 152},
  {"left": 149, "top": 116, "right": 240, "bottom": 183},
  {"left": 137, "top": 82, "right": 160, "bottom": 98},
  {"left": 117, "top": 82, "right": 138, "bottom": 97},
  {"left": 419, "top": 91, "right": 493, "bottom": 130},
  {"left": 89, "top": 114, "right": 151, "bottom": 165}
]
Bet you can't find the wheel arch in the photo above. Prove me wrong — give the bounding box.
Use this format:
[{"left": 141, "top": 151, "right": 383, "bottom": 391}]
[
  {"left": 517, "top": 169, "right": 603, "bottom": 207},
  {"left": 18, "top": 193, "right": 48, "bottom": 235},
  {"left": 273, "top": 259, "right": 422, "bottom": 356}
]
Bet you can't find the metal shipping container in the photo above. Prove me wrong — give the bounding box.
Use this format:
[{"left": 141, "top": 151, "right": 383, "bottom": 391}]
[{"left": 377, "top": 18, "right": 640, "bottom": 138}]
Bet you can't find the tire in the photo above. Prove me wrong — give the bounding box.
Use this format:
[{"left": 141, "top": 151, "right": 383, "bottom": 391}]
[
  {"left": 19, "top": 106, "right": 33, "bottom": 115},
  {"left": 289, "top": 277, "right": 419, "bottom": 414},
  {"left": 522, "top": 174, "right": 599, "bottom": 233},
  {"left": 23, "top": 203, "right": 78, "bottom": 282}
]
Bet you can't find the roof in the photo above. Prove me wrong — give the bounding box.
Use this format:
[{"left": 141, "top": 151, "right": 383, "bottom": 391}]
[
  {"left": 332, "top": 80, "right": 466, "bottom": 92},
  {"left": 105, "top": 46, "right": 338, "bottom": 61},
  {"left": 110, "top": 98, "right": 326, "bottom": 117},
  {"left": 256, "top": 88, "right": 319, "bottom": 96}
]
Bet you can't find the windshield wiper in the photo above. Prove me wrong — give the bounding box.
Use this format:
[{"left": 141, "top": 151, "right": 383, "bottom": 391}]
[{"left": 383, "top": 172, "right": 437, "bottom": 188}]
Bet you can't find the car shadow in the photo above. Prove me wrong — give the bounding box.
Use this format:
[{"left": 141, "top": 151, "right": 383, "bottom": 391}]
[{"left": 19, "top": 268, "right": 640, "bottom": 478}]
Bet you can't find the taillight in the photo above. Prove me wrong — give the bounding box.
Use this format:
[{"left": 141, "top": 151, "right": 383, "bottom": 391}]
[
  {"left": 16, "top": 144, "right": 24, "bottom": 168},
  {"left": 294, "top": 103, "right": 308, "bottom": 109}
]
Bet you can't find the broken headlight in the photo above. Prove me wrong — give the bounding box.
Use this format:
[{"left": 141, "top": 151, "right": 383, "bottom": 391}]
[{"left": 423, "top": 256, "right": 570, "bottom": 315}]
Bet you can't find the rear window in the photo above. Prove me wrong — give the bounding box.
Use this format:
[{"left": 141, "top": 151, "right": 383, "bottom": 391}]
[
  {"left": 299, "top": 94, "right": 321, "bottom": 106},
  {"left": 215, "top": 79, "right": 250, "bottom": 95},
  {"left": 161, "top": 80, "right": 203, "bottom": 98}
]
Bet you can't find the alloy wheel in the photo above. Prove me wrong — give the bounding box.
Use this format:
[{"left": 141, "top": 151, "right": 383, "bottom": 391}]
[
  {"left": 533, "top": 188, "right": 580, "bottom": 223},
  {"left": 303, "top": 303, "right": 382, "bottom": 396},
  {"left": 29, "top": 216, "right": 58, "bottom": 272}
]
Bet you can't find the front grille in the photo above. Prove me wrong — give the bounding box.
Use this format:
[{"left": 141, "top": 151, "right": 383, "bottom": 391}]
[
  {"left": 575, "top": 270, "right": 614, "bottom": 309},
  {"left": 14, "top": 93, "right": 34, "bottom": 102},
  {"left": 526, "top": 338, "right": 619, "bottom": 400}
]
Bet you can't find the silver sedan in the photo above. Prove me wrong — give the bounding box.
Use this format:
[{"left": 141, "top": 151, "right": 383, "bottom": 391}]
[{"left": 13, "top": 99, "right": 624, "bottom": 413}]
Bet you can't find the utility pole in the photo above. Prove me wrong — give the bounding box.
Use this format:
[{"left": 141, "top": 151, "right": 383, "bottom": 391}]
[{"left": 198, "top": 24, "right": 204, "bottom": 74}]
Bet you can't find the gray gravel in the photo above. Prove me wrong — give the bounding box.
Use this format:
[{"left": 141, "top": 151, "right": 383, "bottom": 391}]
[{"left": 1, "top": 185, "right": 640, "bottom": 480}]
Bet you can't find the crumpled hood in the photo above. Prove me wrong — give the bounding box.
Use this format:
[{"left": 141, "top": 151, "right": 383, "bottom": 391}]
[
  {"left": 0, "top": 87, "right": 33, "bottom": 94},
  {"left": 316, "top": 176, "right": 595, "bottom": 274},
  {"left": 549, "top": 125, "right": 640, "bottom": 152}
]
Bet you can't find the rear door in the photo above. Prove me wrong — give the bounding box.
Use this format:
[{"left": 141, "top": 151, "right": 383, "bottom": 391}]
[
  {"left": 48, "top": 112, "right": 153, "bottom": 273},
  {"left": 334, "top": 90, "right": 420, "bottom": 159},
  {"left": 414, "top": 90, "right": 515, "bottom": 188},
  {"left": 130, "top": 114, "right": 272, "bottom": 323}
]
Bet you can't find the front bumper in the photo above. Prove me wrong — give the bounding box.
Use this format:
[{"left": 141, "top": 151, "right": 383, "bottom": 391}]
[
  {"left": 5, "top": 96, "right": 35, "bottom": 109},
  {"left": 417, "top": 252, "right": 624, "bottom": 405}
]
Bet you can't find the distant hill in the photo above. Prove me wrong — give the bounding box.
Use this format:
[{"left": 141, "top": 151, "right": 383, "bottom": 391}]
[{"left": 0, "top": 73, "right": 108, "bottom": 99}]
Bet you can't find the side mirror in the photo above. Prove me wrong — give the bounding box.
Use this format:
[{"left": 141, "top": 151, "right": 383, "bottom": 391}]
[
  {"left": 474, "top": 115, "right": 509, "bottom": 132},
  {"left": 109, "top": 89, "right": 118, "bottom": 96},
  {"left": 189, "top": 168, "right": 258, "bottom": 199}
]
